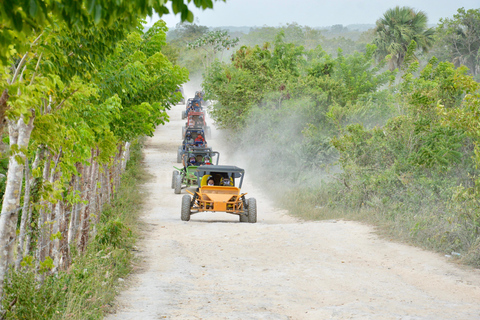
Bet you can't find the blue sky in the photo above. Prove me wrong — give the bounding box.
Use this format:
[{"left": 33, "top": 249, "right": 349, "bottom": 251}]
[{"left": 145, "top": 0, "right": 479, "bottom": 29}]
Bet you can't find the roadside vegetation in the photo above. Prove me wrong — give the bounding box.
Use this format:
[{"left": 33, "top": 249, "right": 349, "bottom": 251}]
[
  {"left": 1, "top": 141, "right": 147, "bottom": 319},
  {"left": 0, "top": 0, "right": 222, "bottom": 316},
  {"left": 170, "top": 6, "right": 480, "bottom": 266}
]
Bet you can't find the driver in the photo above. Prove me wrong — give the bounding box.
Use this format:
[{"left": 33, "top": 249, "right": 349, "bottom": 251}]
[
  {"left": 185, "top": 133, "right": 194, "bottom": 145},
  {"left": 194, "top": 133, "right": 205, "bottom": 146},
  {"left": 188, "top": 156, "right": 197, "bottom": 166},
  {"left": 221, "top": 177, "right": 232, "bottom": 186}
]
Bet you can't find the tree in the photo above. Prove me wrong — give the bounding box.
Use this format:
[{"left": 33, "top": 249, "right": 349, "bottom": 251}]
[
  {"left": 167, "top": 22, "right": 209, "bottom": 43},
  {"left": 0, "top": 0, "right": 224, "bottom": 64},
  {"left": 187, "top": 30, "right": 239, "bottom": 68},
  {"left": 435, "top": 8, "right": 480, "bottom": 77},
  {"left": 0, "top": 0, "right": 192, "bottom": 298},
  {"left": 373, "top": 6, "right": 435, "bottom": 71}
]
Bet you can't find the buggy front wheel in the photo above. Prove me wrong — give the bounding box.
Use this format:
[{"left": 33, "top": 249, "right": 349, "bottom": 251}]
[
  {"left": 177, "top": 147, "right": 182, "bottom": 163},
  {"left": 171, "top": 170, "right": 179, "bottom": 189},
  {"left": 247, "top": 198, "right": 257, "bottom": 223},
  {"left": 181, "top": 195, "right": 191, "bottom": 221},
  {"left": 174, "top": 174, "right": 183, "bottom": 194}
]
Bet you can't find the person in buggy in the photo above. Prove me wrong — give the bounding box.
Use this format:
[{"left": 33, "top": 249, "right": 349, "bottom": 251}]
[
  {"left": 221, "top": 177, "right": 233, "bottom": 186},
  {"left": 195, "top": 115, "right": 204, "bottom": 128},
  {"left": 193, "top": 101, "right": 202, "bottom": 112},
  {"left": 207, "top": 176, "right": 215, "bottom": 186},
  {"left": 194, "top": 91, "right": 205, "bottom": 104},
  {"left": 185, "top": 132, "right": 194, "bottom": 146},
  {"left": 194, "top": 133, "right": 206, "bottom": 146},
  {"left": 187, "top": 156, "right": 199, "bottom": 166},
  {"left": 186, "top": 104, "right": 195, "bottom": 117}
]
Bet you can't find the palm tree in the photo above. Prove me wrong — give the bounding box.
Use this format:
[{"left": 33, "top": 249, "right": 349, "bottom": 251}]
[{"left": 373, "top": 6, "right": 435, "bottom": 71}]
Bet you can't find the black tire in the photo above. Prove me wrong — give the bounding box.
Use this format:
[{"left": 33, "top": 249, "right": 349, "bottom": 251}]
[
  {"left": 181, "top": 195, "right": 191, "bottom": 221},
  {"left": 177, "top": 147, "right": 182, "bottom": 163},
  {"left": 181, "top": 110, "right": 186, "bottom": 119},
  {"left": 247, "top": 198, "right": 257, "bottom": 223},
  {"left": 174, "top": 174, "right": 183, "bottom": 194},
  {"left": 239, "top": 214, "right": 248, "bottom": 222},
  {"left": 172, "top": 171, "right": 179, "bottom": 189}
]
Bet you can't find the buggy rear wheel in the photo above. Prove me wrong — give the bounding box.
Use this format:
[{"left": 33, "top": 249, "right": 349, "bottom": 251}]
[
  {"left": 174, "top": 174, "right": 183, "bottom": 194},
  {"left": 171, "top": 170, "right": 179, "bottom": 189},
  {"left": 177, "top": 147, "right": 182, "bottom": 163},
  {"left": 181, "top": 195, "right": 191, "bottom": 221},
  {"left": 247, "top": 198, "right": 257, "bottom": 223}
]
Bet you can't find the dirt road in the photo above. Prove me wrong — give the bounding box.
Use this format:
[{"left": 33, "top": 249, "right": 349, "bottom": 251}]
[{"left": 105, "top": 85, "right": 480, "bottom": 320}]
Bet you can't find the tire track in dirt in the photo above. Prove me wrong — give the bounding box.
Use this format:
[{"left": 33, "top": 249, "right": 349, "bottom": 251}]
[{"left": 105, "top": 83, "right": 480, "bottom": 320}]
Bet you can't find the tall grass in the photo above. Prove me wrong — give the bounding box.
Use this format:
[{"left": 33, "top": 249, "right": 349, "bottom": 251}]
[{"left": 1, "top": 140, "right": 148, "bottom": 319}]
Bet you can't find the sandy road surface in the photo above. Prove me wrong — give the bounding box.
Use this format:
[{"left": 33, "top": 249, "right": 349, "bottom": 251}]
[{"left": 105, "top": 86, "right": 480, "bottom": 320}]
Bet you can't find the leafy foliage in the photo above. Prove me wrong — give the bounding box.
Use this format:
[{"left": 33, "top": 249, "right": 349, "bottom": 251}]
[
  {"left": 434, "top": 8, "right": 480, "bottom": 78},
  {"left": 373, "top": 6, "right": 435, "bottom": 71},
  {"left": 1, "top": 141, "right": 145, "bottom": 318},
  {"left": 203, "top": 25, "right": 480, "bottom": 266},
  {"left": 187, "top": 30, "right": 240, "bottom": 69},
  {"left": 0, "top": 0, "right": 224, "bottom": 65}
]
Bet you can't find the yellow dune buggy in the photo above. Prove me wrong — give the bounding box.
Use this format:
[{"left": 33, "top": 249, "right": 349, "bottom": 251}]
[{"left": 181, "top": 165, "right": 257, "bottom": 223}]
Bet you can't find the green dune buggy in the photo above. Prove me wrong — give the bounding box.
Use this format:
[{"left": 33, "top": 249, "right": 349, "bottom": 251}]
[{"left": 172, "top": 148, "right": 219, "bottom": 194}]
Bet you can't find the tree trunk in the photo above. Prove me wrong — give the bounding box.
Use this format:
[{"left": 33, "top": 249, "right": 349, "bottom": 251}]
[
  {"left": 68, "top": 163, "right": 82, "bottom": 246},
  {"left": 87, "top": 151, "right": 99, "bottom": 237},
  {"left": 45, "top": 151, "right": 61, "bottom": 265},
  {"left": 15, "top": 147, "right": 44, "bottom": 269},
  {"left": 115, "top": 144, "right": 123, "bottom": 191},
  {"left": 36, "top": 150, "right": 51, "bottom": 282},
  {"left": 0, "top": 114, "right": 35, "bottom": 295},
  {"left": 121, "top": 141, "right": 131, "bottom": 173},
  {"left": 105, "top": 164, "right": 111, "bottom": 204},
  {"left": 78, "top": 149, "right": 98, "bottom": 253}
]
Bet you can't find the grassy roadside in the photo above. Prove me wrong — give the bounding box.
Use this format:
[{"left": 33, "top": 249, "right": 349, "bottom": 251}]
[
  {"left": 1, "top": 140, "right": 149, "bottom": 319},
  {"left": 280, "top": 182, "right": 480, "bottom": 268}
]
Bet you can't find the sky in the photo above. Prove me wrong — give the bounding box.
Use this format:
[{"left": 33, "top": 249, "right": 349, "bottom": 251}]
[{"left": 146, "top": 0, "right": 479, "bottom": 29}]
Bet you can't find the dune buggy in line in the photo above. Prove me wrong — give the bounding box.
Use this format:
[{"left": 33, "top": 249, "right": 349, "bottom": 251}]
[
  {"left": 181, "top": 165, "right": 257, "bottom": 223},
  {"left": 171, "top": 148, "right": 219, "bottom": 194},
  {"left": 182, "top": 111, "right": 211, "bottom": 139},
  {"left": 181, "top": 98, "right": 202, "bottom": 119},
  {"left": 177, "top": 128, "right": 207, "bottom": 163}
]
